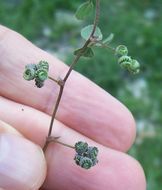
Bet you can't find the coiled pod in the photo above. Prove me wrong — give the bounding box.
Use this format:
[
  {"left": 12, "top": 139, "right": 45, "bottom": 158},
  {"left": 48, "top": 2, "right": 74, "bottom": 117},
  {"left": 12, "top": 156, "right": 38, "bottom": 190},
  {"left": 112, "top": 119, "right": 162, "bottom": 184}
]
[
  {"left": 23, "top": 64, "right": 37, "bottom": 81},
  {"left": 118, "top": 55, "right": 132, "bottom": 69},
  {"left": 74, "top": 141, "right": 99, "bottom": 169},
  {"left": 129, "top": 59, "right": 140, "bottom": 74},
  {"left": 75, "top": 141, "right": 88, "bottom": 154},
  {"left": 35, "top": 69, "right": 48, "bottom": 81},
  {"left": 23, "top": 61, "right": 49, "bottom": 88},
  {"left": 115, "top": 45, "right": 128, "bottom": 57},
  {"left": 35, "top": 78, "right": 44, "bottom": 88},
  {"left": 74, "top": 154, "right": 82, "bottom": 166},
  {"left": 86, "top": 146, "right": 99, "bottom": 160},
  {"left": 37, "top": 61, "right": 49, "bottom": 71},
  {"left": 79, "top": 157, "right": 93, "bottom": 169}
]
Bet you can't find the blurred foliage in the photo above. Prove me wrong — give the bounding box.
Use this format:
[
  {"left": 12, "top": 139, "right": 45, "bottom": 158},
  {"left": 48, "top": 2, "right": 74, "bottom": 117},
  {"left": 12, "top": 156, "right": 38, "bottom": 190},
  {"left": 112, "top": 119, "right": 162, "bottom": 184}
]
[{"left": 0, "top": 0, "right": 162, "bottom": 189}]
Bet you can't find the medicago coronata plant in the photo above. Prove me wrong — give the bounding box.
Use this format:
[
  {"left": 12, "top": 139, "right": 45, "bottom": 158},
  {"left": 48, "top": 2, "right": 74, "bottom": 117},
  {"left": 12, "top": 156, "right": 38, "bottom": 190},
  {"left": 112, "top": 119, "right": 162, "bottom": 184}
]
[{"left": 23, "top": 0, "right": 140, "bottom": 170}]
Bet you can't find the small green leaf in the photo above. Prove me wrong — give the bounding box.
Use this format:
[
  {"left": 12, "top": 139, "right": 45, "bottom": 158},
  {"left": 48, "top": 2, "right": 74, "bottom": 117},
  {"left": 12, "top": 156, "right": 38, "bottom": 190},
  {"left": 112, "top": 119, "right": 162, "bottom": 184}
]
[
  {"left": 81, "top": 25, "right": 103, "bottom": 41},
  {"left": 74, "top": 47, "right": 94, "bottom": 58},
  {"left": 103, "top": 33, "right": 114, "bottom": 44},
  {"left": 75, "top": 1, "right": 94, "bottom": 20}
]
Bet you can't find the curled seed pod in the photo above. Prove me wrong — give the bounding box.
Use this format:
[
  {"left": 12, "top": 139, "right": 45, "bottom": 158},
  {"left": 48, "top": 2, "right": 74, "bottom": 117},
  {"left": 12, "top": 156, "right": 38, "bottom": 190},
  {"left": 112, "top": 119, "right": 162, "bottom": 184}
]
[
  {"left": 23, "top": 64, "right": 37, "bottom": 81},
  {"left": 91, "top": 158, "right": 98, "bottom": 166},
  {"left": 127, "top": 59, "right": 140, "bottom": 74},
  {"left": 79, "top": 157, "right": 93, "bottom": 169},
  {"left": 37, "top": 61, "right": 49, "bottom": 71},
  {"left": 35, "top": 78, "right": 44, "bottom": 88},
  {"left": 118, "top": 55, "right": 132, "bottom": 68},
  {"left": 131, "top": 69, "right": 140, "bottom": 75},
  {"left": 115, "top": 45, "right": 128, "bottom": 57},
  {"left": 36, "top": 69, "right": 48, "bottom": 81},
  {"left": 74, "top": 154, "right": 82, "bottom": 165},
  {"left": 130, "top": 59, "right": 140, "bottom": 70},
  {"left": 25, "top": 64, "right": 37, "bottom": 70},
  {"left": 23, "top": 68, "right": 35, "bottom": 81},
  {"left": 75, "top": 141, "right": 88, "bottom": 155},
  {"left": 86, "top": 146, "right": 99, "bottom": 160}
]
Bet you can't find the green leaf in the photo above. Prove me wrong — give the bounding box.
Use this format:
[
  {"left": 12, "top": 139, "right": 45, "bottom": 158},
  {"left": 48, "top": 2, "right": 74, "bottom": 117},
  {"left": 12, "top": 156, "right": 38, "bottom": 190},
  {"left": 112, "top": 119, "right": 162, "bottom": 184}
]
[
  {"left": 74, "top": 47, "right": 94, "bottom": 58},
  {"left": 103, "top": 33, "right": 114, "bottom": 44},
  {"left": 81, "top": 25, "right": 103, "bottom": 41},
  {"left": 75, "top": 1, "right": 94, "bottom": 20}
]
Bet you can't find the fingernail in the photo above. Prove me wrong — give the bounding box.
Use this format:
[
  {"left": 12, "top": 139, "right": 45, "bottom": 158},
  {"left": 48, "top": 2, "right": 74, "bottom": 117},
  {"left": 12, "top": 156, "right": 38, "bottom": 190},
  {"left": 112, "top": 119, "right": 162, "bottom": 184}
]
[{"left": 0, "top": 133, "right": 47, "bottom": 190}]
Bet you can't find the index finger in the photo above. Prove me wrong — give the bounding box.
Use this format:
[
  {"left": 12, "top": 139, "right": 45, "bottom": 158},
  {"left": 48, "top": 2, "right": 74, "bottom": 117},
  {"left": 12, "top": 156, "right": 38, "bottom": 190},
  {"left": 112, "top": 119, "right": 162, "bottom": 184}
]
[{"left": 0, "top": 25, "right": 136, "bottom": 151}]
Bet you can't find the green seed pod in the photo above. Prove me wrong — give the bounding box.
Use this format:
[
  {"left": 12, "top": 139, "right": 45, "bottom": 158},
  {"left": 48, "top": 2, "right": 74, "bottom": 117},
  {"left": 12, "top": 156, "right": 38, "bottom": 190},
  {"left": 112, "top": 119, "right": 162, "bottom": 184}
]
[
  {"left": 35, "top": 78, "right": 44, "bottom": 88},
  {"left": 128, "top": 59, "right": 140, "bottom": 74},
  {"left": 86, "top": 146, "right": 99, "bottom": 160},
  {"left": 23, "top": 64, "right": 37, "bottom": 81},
  {"left": 74, "top": 154, "right": 82, "bottom": 165},
  {"left": 91, "top": 158, "right": 98, "bottom": 166},
  {"left": 131, "top": 69, "right": 140, "bottom": 74},
  {"left": 115, "top": 45, "right": 128, "bottom": 57},
  {"left": 37, "top": 61, "right": 49, "bottom": 71},
  {"left": 118, "top": 55, "right": 132, "bottom": 68},
  {"left": 75, "top": 141, "right": 88, "bottom": 155},
  {"left": 79, "top": 157, "right": 93, "bottom": 169},
  {"left": 23, "top": 68, "right": 35, "bottom": 81},
  {"left": 130, "top": 59, "right": 140, "bottom": 70},
  {"left": 25, "top": 64, "right": 37, "bottom": 71},
  {"left": 36, "top": 69, "right": 48, "bottom": 81}
]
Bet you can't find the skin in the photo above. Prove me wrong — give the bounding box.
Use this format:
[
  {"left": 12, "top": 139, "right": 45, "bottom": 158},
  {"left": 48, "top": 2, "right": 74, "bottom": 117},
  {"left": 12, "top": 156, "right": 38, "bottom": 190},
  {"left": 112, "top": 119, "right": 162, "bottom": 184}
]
[{"left": 0, "top": 25, "right": 146, "bottom": 190}]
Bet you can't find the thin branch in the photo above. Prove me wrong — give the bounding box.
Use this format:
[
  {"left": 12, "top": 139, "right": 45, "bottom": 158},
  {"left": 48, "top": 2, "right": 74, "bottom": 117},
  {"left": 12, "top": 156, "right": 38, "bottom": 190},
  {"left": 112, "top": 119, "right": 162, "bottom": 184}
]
[
  {"left": 48, "top": 76, "right": 58, "bottom": 84},
  {"left": 63, "top": 0, "right": 100, "bottom": 82},
  {"left": 54, "top": 140, "right": 75, "bottom": 149},
  {"left": 43, "top": 85, "right": 64, "bottom": 150},
  {"left": 43, "top": 136, "right": 74, "bottom": 151},
  {"left": 43, "top": 0, "right": 101, "bottom": 150},
  {"left": 91, "top": 0, "right": 100, "bottom": 36},
  {"left": 96, "top": 41, "right": 115, "bottom": 52}
]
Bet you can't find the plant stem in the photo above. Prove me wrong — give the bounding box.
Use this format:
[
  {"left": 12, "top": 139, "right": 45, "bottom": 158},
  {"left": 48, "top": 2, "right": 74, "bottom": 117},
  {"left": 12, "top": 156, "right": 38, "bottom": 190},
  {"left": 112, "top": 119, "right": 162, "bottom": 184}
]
[
  {"left": 43, "top": 0, "right": 100, "bottom": 151},
  {"left": 48, "top": 76, "right": 58, "bottom": 84},
  {"left": 97, "top": 41, "right": 115, "bottom": 52},
  {"left": 54, "top": 140, "right": 75, "bottom": 149}
]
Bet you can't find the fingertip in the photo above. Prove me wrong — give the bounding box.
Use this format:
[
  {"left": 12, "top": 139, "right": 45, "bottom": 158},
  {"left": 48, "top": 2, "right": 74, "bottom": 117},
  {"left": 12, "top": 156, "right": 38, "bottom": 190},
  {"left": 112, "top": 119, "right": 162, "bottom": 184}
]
[
  {"left": 118, "top": 108, "right": 136, "bottom": 151},
  {"left": 0, "top": 133, "right": 47, "bottom": 190}
]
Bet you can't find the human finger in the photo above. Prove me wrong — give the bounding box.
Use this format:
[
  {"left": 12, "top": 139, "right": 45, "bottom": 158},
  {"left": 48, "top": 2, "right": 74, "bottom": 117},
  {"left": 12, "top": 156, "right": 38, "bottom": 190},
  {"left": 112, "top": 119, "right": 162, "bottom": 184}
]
[
  {"left": 0, "top": 122, "right": 47, "bottom": 190},
  {"left": 1, "top": 93, "right": 132, "bottom": 151},
  {"left": 0, "top": 25, "right": 135, "bottom": 151},
  {"left": 0, "top": 98, "right": 146, "bottom": 190},
  {"left": 0, "top": 104, "right": 146, "bottom": 190}
]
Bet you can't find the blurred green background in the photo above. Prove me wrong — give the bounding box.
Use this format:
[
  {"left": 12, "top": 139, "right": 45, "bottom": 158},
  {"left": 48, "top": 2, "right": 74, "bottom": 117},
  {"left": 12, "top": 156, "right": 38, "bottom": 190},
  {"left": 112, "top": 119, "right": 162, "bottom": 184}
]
[{"left": 0, "top": 0, "right": 161, "bottom": 189}]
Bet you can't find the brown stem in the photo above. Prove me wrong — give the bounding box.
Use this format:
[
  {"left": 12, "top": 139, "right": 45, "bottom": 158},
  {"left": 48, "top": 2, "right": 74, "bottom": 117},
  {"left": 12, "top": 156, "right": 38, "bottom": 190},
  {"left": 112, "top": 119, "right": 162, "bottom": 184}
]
[
  {"left": 43, "top": 0, "right": 100, "bottom": 150},
  {"left": 63, "top": 0, "right": 100, "bottom": 82},
  {"left": 91, "top": 0, "right": 100, "bottom": 36},
  {"left": 48, "top": 76, "right": 59, "bottom": 84},
  {"left": 43, "top": 84, "right": 64, "bottom": 150},
  {"left": 43, "top": 136, "right": 74, "bottom": 151}
]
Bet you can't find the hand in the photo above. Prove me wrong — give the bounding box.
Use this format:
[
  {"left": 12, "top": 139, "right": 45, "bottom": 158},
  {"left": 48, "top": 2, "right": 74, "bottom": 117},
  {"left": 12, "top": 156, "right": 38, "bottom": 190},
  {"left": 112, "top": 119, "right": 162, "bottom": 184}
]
[{"left": 0, "top": 25, "right": 146, "bottom": 190}]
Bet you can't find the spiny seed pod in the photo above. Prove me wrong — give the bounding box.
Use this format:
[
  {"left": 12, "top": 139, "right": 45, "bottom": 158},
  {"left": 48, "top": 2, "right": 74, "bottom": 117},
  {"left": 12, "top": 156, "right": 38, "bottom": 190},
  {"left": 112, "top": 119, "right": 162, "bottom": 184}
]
[
  {"left": 23, "top": 64, "right": 37, "bottom": 81},
  {"left": 35, "top": 78, "right": 44, "bottom": 88},
  {"left": 37, "top": 61, "right": 49, "bottom": 71},
  {"left": 79, "top": 157, "right": 93, "bottom": 169},
  {"left": 115, "top": 45, "right": 128, "bottom": 57},
  {"left": 118, "top": 55, "right": 132, "bottom": 68},
  {"left": 75, "top": 141, "right": 88, "bottom": 155},
  {"left": 36, "top": 69, "right": 48, "bottom": 81}
]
